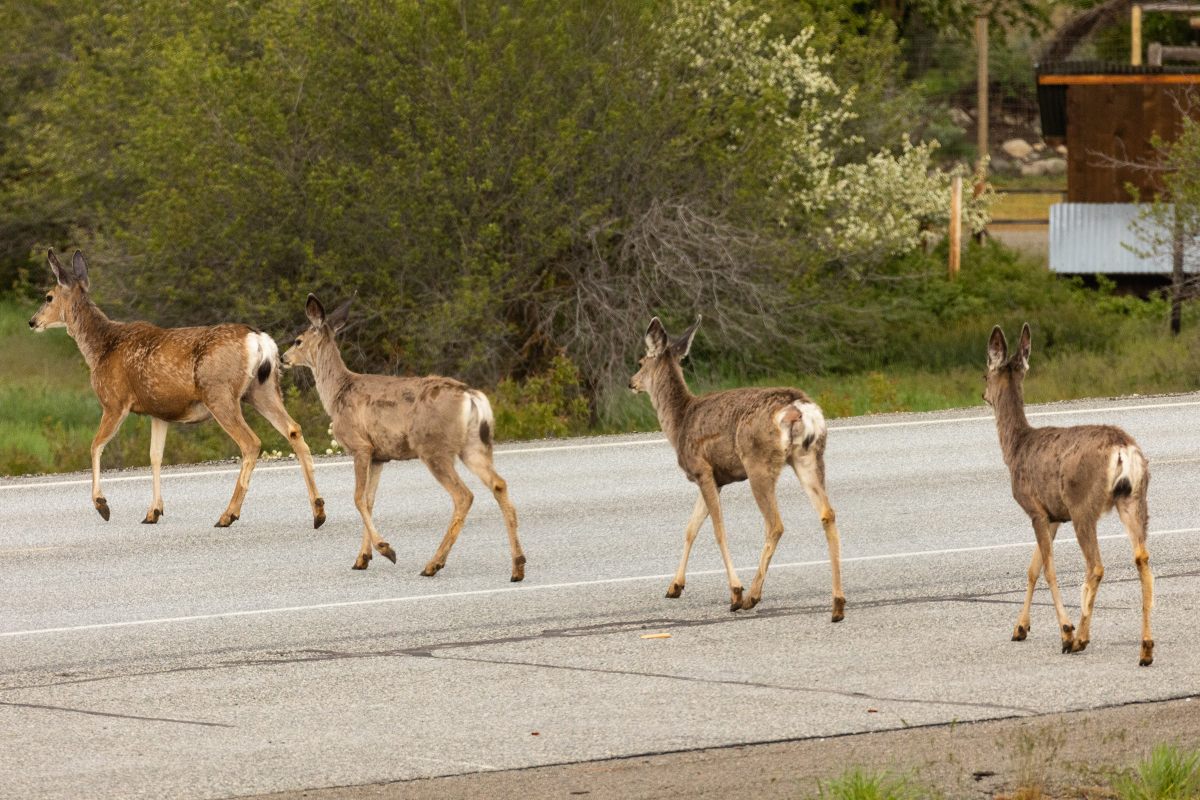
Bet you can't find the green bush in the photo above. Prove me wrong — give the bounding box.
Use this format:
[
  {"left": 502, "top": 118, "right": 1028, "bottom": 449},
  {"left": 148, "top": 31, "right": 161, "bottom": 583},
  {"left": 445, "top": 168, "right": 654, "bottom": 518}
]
[{"left": 493, "top": 353, "right": 591, "bottom": 441}]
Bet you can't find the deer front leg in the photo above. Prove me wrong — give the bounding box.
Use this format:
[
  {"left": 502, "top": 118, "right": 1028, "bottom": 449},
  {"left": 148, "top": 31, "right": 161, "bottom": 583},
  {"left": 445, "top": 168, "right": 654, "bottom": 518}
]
[
  {"left": 142, "top": 417, "right": 168, "bottom": 524},
  {"left": 350, "top": 453, "right": 392, "bottom": 569},
  {"left": 90, "top": 407, "right": 129, "bottom": 521},
  {"left": 1013, "top": 522, "right": 1057, "bottom": 641},
  {"left": 1032, "top": 517, "right": 1075, "bottom": 653},
  {"left": 697, "top": 473, "right": 743, "bottom": 611},
  {"left": 666, "top": 494, "right": 709, "bottom": 598}
]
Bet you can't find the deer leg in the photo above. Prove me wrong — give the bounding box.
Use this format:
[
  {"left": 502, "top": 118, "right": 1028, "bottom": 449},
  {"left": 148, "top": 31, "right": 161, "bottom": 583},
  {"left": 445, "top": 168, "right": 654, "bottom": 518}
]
[
  {"left": 743, "top": 469, "right": 785, "bottom": 611},
  {"left": 792, "top": 453, "right": 845, "bottom": 622},
  {"left": 1013, "top": 522, "right": 1058, "bottom": 640},
  {"left": 90, "top": 406, "right": 129, "bottom": 521},
  {"left": 461, "top": 448, "right": 525, "bottom": 582},
  {"left": 1071, "top": 518, "right": 1104, "bottom": 654},
  {"left": 666, "top": 494, "right": 708, "bottom": 598},
  {"left": 1032, "top": 518, "right": 1075, "bottom": 653},
  {"left": 247, "top": 380, "right": 326, "bottom": 529},
  {"left": 1117, "top": 495, "right": 1155, "bottom": 666},
  {"left": 697, "top": 474, "right": 743, "bottom": 611},
  {"left": 141, "top": 417, "right": 168, "bottom": 524},
  {"left": 350, "top": 452, "right": 393, "bottom": 569},
  {"left": 206, "top": 397, "right": 260, "bottom": 528},
  {"left": 421, "top": 456, "right": 473, "bottom": 577}
]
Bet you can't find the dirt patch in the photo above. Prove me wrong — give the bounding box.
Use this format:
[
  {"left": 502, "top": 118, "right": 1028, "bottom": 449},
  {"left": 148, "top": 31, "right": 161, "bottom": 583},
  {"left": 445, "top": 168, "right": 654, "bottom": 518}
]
[{"left": 250, "top": 696, "right": 1200, "bottom": 799}]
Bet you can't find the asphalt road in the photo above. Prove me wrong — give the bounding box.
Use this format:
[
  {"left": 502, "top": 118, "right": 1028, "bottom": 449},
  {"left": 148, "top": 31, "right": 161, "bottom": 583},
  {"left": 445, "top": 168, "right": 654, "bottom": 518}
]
[{"left": 2, "top": 393, "right": 1199, "bottom": 799}]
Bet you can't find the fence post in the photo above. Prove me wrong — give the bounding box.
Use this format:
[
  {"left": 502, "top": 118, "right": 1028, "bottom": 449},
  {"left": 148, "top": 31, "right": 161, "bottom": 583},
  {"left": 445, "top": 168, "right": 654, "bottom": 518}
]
[
  {"left": 949, "top": 175, "right": 962, "bottom": 280},
  {"left": 1132, "top": 4, "right": 1143, "bottom": 66}
]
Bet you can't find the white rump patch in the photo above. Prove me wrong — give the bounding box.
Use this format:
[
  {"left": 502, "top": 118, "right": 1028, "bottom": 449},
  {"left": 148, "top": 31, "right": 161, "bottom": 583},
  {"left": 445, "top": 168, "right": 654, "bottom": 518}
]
[
  {"left": 244, "top": 332, "right": 278, "bottom": 381},
  {"left": 775, "top": 400, "right": 827, "bottom": 451},
  {"left": 1108, "top": 444, "right": 1146, "bottom": 495}
]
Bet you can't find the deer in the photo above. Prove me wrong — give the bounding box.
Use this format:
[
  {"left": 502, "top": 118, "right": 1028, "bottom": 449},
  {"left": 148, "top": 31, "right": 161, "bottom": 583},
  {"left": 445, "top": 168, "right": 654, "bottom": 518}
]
[
  {"left": 629, "top": 315, "right": 845, "bottom": 618},
  {"left": 28, "top": 249, "right": 326, "bottom": 529},
  {"left": 280, "top": 294, "right": 525, "bottom": 580},
  {"left": 985, "top": 324, "right": 1154, "bottom": 666}
]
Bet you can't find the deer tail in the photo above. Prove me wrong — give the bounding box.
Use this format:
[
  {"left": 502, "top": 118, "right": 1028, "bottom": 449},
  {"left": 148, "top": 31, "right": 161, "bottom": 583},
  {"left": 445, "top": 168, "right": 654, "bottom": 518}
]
[
  {"left": 777, "top": 399, "right": 827, "bottom": 451},
  {"left": 247, "top": 331, "right": 279, "bottom": 385},
  {"left": 465, "top": 390, "right": 495, "bottom": 448},
  {"left": 1110, "top": 444, "right": 1146, "bottom": 499}
]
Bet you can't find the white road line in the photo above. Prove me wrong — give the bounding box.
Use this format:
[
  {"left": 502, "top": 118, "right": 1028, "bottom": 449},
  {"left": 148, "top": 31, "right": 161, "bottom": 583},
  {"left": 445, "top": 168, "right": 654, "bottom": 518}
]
[
  {"left": 3, "top": 527, "right": 1196, "bottom": 640},
  {"left": 3, "top": 399, "right": 1197, "bottom": 492}
]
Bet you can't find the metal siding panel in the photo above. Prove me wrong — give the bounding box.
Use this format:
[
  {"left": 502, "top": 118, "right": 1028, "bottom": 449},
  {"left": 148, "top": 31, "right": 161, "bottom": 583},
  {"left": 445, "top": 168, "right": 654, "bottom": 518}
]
[{"left": 1049, "top": 203, "right": 1190, "bottom": 274}]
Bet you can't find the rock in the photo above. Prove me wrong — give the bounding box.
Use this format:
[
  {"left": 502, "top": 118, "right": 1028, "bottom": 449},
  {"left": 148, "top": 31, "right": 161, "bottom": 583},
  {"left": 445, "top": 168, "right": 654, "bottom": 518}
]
[
  {"left": 1042, "top": 157, "right": 1067, "bottom": 175},
  {"left": 988, "top": 156, "right": 1015, "bottom": 174},
  {"left": 1020, "top": 161, "right": 1050, "bottom": 177},
  {"left": 1033, "top": 142, "right": 1046, "bottom": 152},
  {"left": 1002, "top": 138, "right": 1033, "bottom": 160},
  {"left": 1055, "top": 144, "right": 1068, "bottom": 156},
  {"left": 949, "top": 107, "right": 973, "bottom": 127}
]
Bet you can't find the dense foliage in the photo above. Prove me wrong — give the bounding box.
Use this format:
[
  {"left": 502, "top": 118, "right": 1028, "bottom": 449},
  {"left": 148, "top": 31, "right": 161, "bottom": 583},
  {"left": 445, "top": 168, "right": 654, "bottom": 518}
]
[{"left": 0, "top": 0, "right": 992, "bottom": 410}]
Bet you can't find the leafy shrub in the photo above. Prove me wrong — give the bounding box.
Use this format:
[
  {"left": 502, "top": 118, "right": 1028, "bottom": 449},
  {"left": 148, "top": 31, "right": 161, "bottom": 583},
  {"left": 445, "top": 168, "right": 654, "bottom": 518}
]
[
  {"left": 1113, "top": 745, "right": 1200, "bottom": 800},
  {"left": 493, "top": 354, "right": 591, "bottom": 441}
]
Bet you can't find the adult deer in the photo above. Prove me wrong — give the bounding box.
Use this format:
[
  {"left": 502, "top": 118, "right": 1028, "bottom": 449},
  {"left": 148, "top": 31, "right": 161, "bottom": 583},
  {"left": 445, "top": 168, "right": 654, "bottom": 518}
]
[
  {"left": 629, "top": 316, "right": 844, "bottom": 617},
  {"left": 281, "top": 294, "right": 524, "bottom": 579},
  {"left": 985, "top": 324, "right": 1153, "bottom": 666},
  {"left": 28, "top": 249, "right": 326, "bottom": 529}
]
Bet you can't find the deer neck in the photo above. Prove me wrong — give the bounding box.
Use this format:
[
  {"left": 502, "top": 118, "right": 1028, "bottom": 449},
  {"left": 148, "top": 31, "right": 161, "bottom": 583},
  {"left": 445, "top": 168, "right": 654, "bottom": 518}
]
[
  {"left": 310, "top": 338, "right": 354, "bottom": 412},
  {"left": 64, "top": 295, "right": 116, "bottom": 371},
  {"left": 991, "top": 379, "right": 1032, "bottom": 466},
  {"left": 648, "top": 361, "right": 694, "bottom": 449}
]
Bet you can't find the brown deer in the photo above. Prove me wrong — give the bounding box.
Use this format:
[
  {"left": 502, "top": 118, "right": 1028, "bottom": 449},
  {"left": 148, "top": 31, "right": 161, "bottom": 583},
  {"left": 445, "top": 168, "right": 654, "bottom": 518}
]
[
  {"left": 629, "top": 316, "right": 845, "bottom": 618},
  {"left": 28, "top": 249, "right": 326, "bottom": 529},
  {"left": 281, "top": 294, "right": 525, "bottom": 579},
  {"left": 985, "top": 324, "right": 1154, "bottom": 666}
]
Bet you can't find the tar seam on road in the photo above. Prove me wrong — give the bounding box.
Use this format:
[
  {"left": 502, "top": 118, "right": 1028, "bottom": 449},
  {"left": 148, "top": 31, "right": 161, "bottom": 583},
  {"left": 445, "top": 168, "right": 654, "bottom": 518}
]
[
  {"left": 2, "top": 527, "right": 1197, "bottom": 640},
  {"left": 0, "top": 699, "right": 233, "bottom": 728},
  {"left": 2, "top": 398, "right": 1197, "bottom": 492}
]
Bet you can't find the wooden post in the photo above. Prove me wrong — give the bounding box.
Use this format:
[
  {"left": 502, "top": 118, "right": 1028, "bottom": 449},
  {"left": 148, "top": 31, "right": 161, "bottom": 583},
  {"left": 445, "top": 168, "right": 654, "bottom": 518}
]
[
  {"left": 976, "top": 15, "right": 989, "bottom": 172},
  {"left": 1132, "top": 4, "right": 1143, "bottom": 66},
  {"left": 949, "top": 175, "right": 962, "bottom": 280},
  {"left": 1171, "top": 205, "right": 1184, "bottom": 335}
]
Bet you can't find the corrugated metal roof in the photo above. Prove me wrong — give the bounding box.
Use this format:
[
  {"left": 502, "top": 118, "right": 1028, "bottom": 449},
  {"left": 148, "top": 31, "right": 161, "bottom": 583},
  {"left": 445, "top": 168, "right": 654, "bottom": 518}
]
[
  {"left": 1037, "top": 61, "right": 1200, "bottom": 75},
  {"left": 1049, "top": 203, "right": 1198, "bottom": 274}
]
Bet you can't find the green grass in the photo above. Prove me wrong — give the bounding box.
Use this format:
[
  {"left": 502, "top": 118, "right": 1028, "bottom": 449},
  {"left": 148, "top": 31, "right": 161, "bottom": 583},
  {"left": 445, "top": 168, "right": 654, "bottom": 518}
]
[
  {"left": 814, "top": 769, "right": 928, "bottom": 800},
  {"left": 1113, "top": 745, "right": 1200, "bottom": 800}
]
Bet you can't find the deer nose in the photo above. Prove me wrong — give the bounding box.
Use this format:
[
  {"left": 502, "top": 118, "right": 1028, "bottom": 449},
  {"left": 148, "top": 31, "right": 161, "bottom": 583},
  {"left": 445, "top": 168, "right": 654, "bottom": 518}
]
[{"left": 27, "top": 318, "right": 35, "bottom": 329}]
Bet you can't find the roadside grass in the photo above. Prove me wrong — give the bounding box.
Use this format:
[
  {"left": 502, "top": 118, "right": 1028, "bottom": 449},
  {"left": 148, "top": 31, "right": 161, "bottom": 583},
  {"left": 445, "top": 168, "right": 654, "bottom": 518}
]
[
  {"left": 814, "top": 769, "right": 929, "bottom": 800},
  {"left": 1112, "top": 745, "right": 1200, "bottom": 800}
]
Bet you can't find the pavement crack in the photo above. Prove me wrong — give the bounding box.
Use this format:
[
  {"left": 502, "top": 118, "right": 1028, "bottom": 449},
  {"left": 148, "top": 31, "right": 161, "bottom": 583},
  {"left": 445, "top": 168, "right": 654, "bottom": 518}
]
[{"left": 0, "top": 699, "right": 233, "bottom": 728}]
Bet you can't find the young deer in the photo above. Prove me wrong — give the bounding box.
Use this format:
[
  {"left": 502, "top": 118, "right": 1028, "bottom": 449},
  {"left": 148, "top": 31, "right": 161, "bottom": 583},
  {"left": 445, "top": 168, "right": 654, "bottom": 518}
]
[
  {"left": 281, "top": 294, "right": 524, "bottom": 579},
  {"left": 985, "top": 324, "right": 1154, "bottom": 666},
  {"left": 630, "top": 316, "right": 845, "bottom": 618},
  {"left": 28, "top": 249, "right": 326, "bottom": 528}
]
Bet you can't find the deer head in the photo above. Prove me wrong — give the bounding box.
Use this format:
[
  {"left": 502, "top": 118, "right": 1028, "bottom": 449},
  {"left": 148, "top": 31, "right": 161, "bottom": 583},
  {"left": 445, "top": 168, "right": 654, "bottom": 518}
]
[
  {"left": 629, "top": 315, "right": 701, "bottom": 394},
  {"left": 29, "top": 249, "right": 90, "bottom": 332},
  {"left": 281, "top": 293, "right": 353, "bottom": 369},
  {"left": 983, "top": 323, "right": 1031, "bottom": 407}
]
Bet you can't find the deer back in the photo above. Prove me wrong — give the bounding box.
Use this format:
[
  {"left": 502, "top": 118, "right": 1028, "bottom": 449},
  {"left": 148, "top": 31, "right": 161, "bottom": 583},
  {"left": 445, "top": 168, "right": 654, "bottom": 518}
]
[{"left": 329, "top": 373, "right": 477, "bottom": 461}]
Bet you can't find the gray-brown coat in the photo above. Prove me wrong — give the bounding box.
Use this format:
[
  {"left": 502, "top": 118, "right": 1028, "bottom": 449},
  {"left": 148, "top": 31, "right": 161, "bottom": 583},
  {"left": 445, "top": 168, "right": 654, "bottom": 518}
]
[
  {"left": 282, "top": 294, "right": 524, "bottom": 579},
  {"left": 630, "top": 316, "right": 844, "bottom": 617},
  {"left": 985, "top": 324, "right": 1153, "bottom": 665}
]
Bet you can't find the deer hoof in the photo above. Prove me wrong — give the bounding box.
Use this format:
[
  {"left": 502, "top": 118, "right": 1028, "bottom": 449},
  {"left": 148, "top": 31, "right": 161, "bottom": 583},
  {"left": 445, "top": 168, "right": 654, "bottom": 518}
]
[
  {"left": 420, "top": 563, "right": 443, "bottom": 577},
  {"left": 94, "top": 498, "right": 111, "bottom": 521},
  {"left": 352, "top": 552, "right": 371, "bottom": 570},
  {"left": 1012, "top": 624, "right": 1028, "bottom": 641},
  {"left": 313, "top": 498, "right": 326, "bottom": 530},
  {"left": 1069, "top": 637, "right": 1089, "bottom": 653},
  {"left": 832, "top": 597, "right": 846, "bottom": 622},
  {"left": 141, "top": 508, "right": 162, "bottom": 525},
  {"left": 1139, "top": 639, "right": 1155, "bottom": 667},
  {"left": 511, "top": 555, "right": 525, "bottom": 582},
  {"left": 729, "top": 587, "right": 745, "bottom": 612},
  {"left": 214, "top": 513, "right": 239, "bottom": 528},
  {"left": 742, "top": 594, "right": 761, "bottom": 610},
  {"left": 377, "top": 542, "right": 397, "bottom": 564},
  {"left": 665, "top": 583, "right": 684, "bottom": 599}
]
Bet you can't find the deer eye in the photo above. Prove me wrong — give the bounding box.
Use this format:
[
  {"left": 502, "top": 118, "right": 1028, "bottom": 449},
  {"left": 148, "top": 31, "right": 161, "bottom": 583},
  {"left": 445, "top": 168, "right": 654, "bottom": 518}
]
[{"left": 45, "top": 294, "right": 53, "bottom": 302}]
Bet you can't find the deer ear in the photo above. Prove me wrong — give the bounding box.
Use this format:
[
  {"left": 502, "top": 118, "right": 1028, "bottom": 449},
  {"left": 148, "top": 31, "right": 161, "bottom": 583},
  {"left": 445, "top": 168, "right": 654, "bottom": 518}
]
[
  {"left": 987, "top": 325, "right": 1008, "bottom": 371},
  {"left": 327, "top": 295, "right": 353, "bottom": 334},
  {"left": 47, "top": 249, "right": 71, "bottom": 287},
  {"left": 645, "top": 317, "right": 669, "bottom": 357},
  {"left": 1017, "top": 323, "right": 1032, "bottom": 370},
  {"left": 671, "top": 314, "right": 702, "bottom": 359},
  {"left": 305, "top": 293, "right": 326, "bottom": 328},
  {"left": 71, "top": 250, "right": 90, "bottom": 290}
]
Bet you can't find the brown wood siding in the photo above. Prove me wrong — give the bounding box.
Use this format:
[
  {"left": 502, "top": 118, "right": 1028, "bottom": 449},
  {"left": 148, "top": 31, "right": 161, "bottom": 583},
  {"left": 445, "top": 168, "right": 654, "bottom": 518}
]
[{"left": 1066, "top": 83, "right": 1191, "bottom": 202}]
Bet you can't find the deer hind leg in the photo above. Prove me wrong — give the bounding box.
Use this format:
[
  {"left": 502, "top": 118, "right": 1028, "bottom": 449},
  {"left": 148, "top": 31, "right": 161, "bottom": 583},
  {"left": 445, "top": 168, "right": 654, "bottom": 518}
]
[
  {"left": 696, "top": 473, "right": 743, "bottom": 611},
  {"left": 142, "top": 417, "right": 168, "bottom": 524},
  {"left": 1013, "top": 522, "right": 1057, "bottom": 641},
  {"left": 1032, "top": 517, "right": 1076, "bottom": 653},
  {"left": 1117, "top": 493, "right": 1154, "bottom": 666},
  {"left": 791, "top": 452, "right": 845, "bottom": 622},
  {"left": 1070, "top": 517, "right": 1104, "bottom": 654},
  {"left": 206, "top": 395, "right": 260, "bottom": 528},
  {"left": 461, "top": 447, "right": 525, "bottom": 582},
  {"left": 743, "top": 467, "right": 785, "bottom": 612},
  {"left": 421, "top": 456, "right": 473, "bottom": 577},
  {"left": 666, "top": 494, "right": 709, "bottom": 598},
  {"left": 247, "top": 379, "right": 325, "bottom": 529},
  {"left": 90, "top": 406, "right": 129, "bottom": 521},
  {"left": 350, "top": 453, "right": 393, "bottom": 569}
]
